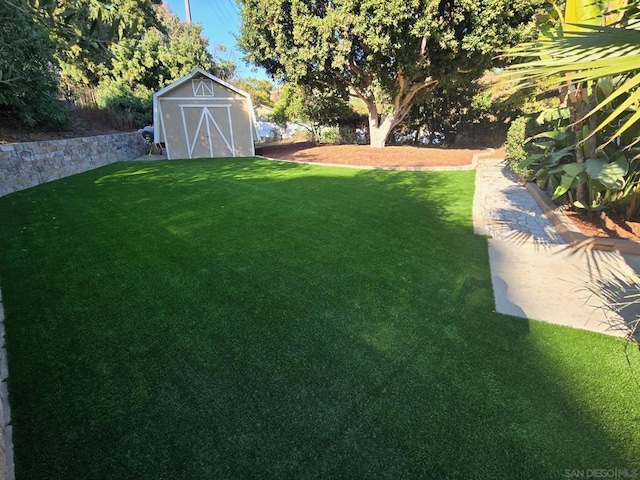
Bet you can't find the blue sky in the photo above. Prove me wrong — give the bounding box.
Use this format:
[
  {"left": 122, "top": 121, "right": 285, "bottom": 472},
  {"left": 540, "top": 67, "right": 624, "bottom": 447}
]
[{"left": 162, "top": 0, "right": 268, "bottom": 80}]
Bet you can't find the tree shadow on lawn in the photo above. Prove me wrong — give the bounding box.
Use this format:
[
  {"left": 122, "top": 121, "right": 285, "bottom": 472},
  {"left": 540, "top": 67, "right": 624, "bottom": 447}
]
[{"left": 0, "top": 158, "right": 639, "bottom": 479}]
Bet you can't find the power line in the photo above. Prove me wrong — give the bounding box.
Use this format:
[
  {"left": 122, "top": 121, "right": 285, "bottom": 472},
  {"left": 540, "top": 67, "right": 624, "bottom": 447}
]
[
  {"left": 220, "top": 0, "right": 240, "bottom": 29},
  {"left": 226, "top": 0, "right": 240, "bottom": 16},
  {"left": 203, "top": 0, "right": 238, "bottom": 31}
]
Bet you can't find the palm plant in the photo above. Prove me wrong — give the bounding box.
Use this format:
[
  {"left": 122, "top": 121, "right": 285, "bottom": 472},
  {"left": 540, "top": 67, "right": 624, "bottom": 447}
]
[
  {"left": 504, "top": 16, "right": 640, "bottom": 144},
  {"left": 501, "top": 0, "right": 640, "bottom": 218}
]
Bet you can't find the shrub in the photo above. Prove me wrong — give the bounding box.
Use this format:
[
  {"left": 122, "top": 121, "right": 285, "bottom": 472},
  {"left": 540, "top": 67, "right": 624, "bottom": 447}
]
[
  {"left": 338, "top": 125, "right": 368, "bottom": 145},
  {"left": 95, "top": 79, "right": 152, "bottom": 127},
  {"left": 0, "top": 0, "right": 69, "bottom": 130},
  {"left": 320, "top": 126, "right": 339, "bottom": 144},
  {"left": 505, "top": 115, "right": 538, "bottom": 177}
]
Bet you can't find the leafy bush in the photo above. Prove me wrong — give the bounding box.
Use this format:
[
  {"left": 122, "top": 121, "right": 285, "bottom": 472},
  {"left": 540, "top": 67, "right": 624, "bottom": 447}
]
[
  {"left": 95, "top": 79, "right": 152, "bottom": 127},
  {"left": 0, "top": 0, "right": 68, "bottom": 129},
  {"left": 338, "top": 125, "right": 368, "bottom": 145},
  {"left": 510, "top": 102, "right": 640, "bottom": 220},
  {"left": 271, "top": 83, "right": 363, "bottom": 143},
  {"left": 505, "top": 115, "right": 538, "bottom": 177},
  {"left": 320, "top": 127, "right": 339, "bottom": 144}
]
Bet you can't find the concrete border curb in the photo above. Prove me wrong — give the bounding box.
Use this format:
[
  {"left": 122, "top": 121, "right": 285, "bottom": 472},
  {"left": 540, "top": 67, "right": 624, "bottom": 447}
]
[{"left": 526, "top": 182, "right": 640, "bottom": 255}]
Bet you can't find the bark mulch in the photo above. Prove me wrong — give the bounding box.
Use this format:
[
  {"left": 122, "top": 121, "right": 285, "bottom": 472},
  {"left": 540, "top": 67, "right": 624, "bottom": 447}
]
[{"left": 256, "top": 141, "right": 496, "bottom": 168}]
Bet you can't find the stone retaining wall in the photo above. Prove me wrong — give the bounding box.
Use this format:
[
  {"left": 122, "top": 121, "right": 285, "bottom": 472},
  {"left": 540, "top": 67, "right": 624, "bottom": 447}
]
[{"left": 0, "top": 132, "right": 147, "bottom": 197}]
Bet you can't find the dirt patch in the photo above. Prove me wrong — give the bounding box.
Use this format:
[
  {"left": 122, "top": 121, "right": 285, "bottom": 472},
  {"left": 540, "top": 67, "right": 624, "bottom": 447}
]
[
  {"left": 256, "top": 141, "right": 499, "bottom": 168},
  {"left": 0, "top": 126, "right": 125, "bottom": 144}
]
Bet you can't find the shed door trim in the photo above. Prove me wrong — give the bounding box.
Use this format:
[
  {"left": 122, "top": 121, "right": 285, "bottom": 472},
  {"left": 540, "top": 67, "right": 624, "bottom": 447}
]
[{"left": 179, "top": 104, "right": 235, "bottom": 159}]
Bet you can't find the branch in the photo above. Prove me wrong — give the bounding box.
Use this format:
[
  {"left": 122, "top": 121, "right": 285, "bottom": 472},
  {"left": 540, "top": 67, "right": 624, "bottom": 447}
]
[
  {"left": 394, "top": 75, "right": 438, "bottom": 116},
  {"left": 349, "top": 58, "right": 363, "bottom": 77},
  {"left": 401, "top": 77, "right": 438, "bottom": 110},
  {"left": 333, "top": 69, "right": 369, "bottom": 101},
  {"left": 420, "top": 36, "right": 427, "bottom": 57},
  {"left": 386, "top": 75, "right": 439, "bottom": 132}
]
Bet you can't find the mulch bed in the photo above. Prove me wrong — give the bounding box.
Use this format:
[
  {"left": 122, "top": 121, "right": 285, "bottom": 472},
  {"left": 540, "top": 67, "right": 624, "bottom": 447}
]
[
  {"left": 256, "top": 141, "right": 495, "bottom": 168},
  {"left": 564, "top": 210, "right": 640, "bottom": 243}
]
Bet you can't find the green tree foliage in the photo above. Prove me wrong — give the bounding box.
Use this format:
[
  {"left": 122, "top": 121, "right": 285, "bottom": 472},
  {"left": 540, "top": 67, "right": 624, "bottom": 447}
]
[
  {"left": 1, "top": 0, "right": 233, "bottom": 130},
  {"left": 0, "top": 0, "right": 68, "bottom": 128},
  {"left": 94, "top": 77, "right": 154, "bottom": 126},
  {"left": 271, "top": 83, "right": 359, "bottom": 142},
  {"left": 18, "top": 0, "right": 162, "bottom": 86},
  {"left": 0, "top": 0, "right": 165, "bottom": 129},
  {"left": 153, "top": 5, "right": 216, "bottom": 83},
  {"left": 397, "top": 70, "right": 555, "bottom": 147},
  {"left": 91, "top": 4, "right": 229, "bottom": 127},
  {"left": 239, "top": 0, "right": 546, "bottom": 147},
  {"left": 397, "top": 77, "right": 484, "bottom": 146},
  {"left": 106, "top": 5, "right": 215, "bottom": 88},
  {"left": 233, "top": 77, "right": 274, "bottom": 107}
]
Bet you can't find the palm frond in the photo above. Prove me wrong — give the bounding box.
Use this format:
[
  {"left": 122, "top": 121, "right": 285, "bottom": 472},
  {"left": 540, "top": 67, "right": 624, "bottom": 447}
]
[{"left": 501, "top": 22, "right": 640, "bottom": 143}]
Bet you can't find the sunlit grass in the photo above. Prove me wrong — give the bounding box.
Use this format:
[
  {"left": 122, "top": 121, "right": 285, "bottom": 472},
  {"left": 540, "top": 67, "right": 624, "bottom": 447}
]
[{"left": 0, "top": 158, "right": 638, "bottom": 479}]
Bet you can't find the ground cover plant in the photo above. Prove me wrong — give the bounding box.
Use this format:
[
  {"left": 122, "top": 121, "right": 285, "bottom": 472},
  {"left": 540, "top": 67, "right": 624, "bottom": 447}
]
[{"left": 0, "top": 158, "right": 639, "bottom": 479}]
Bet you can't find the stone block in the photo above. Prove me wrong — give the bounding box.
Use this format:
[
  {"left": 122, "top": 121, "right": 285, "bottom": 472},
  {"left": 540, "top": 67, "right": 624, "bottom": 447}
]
[
  {"left": 0, "top": 350, "right": 8, "bottom": 382},
  {"left": 0, "top": 445, "right": 6, "bottom": 480},
  {"left": 5, "top": 424, "right": 14, "bottom": 480},
  {"left": 0, "top": 364, "right": 4, "bottom": 396},
  {"left": 0, "top": 382, "right": 10, "bottom": 426}
]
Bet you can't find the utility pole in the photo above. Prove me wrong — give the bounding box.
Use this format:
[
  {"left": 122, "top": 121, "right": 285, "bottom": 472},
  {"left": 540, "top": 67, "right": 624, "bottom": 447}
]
[{"left": 184, "top": 0, "right": 192, "bottom": 23}]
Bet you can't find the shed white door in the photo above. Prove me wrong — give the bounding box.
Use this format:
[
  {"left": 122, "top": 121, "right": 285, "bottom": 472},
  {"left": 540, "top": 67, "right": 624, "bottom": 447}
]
[{"left": 179, "top": 104, "right": 236, "bottom": 158}]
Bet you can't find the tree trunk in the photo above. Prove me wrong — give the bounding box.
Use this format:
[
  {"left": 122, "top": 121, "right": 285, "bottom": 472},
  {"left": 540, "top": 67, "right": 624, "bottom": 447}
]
[
  {"left": 367, "top": 110, "right": 396, "bottom": 148},
  {"left": 626, "top": 192, "right": 640, "bottom": 221},
  {"left": 575, "top": 139, "right": 587, "bottom": 207},
  {"left": 573, "top": 83, "right": 588, "bottom": 206},
  {"left": 356, "top": 76, "right": 437, "bottom": 148}
]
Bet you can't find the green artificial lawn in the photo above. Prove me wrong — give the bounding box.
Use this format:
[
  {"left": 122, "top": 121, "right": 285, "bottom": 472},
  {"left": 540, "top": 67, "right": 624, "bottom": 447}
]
[{"left": 0, "top": 158, "right": 639, "bottom": 479}]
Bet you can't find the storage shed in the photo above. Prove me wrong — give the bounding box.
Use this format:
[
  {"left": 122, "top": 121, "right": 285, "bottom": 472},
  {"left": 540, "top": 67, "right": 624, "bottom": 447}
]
[{"left": 153, "top": 68, "right": 260, "bottom": 159}]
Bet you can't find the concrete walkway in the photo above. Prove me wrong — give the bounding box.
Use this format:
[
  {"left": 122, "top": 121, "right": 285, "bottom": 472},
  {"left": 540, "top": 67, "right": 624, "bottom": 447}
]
[{"left": 474, "top": 158, "right": 640, "bottom": 339}]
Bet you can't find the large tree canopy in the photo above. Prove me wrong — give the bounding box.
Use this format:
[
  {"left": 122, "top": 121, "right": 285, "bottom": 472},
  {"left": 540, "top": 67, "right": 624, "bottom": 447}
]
[
  {"left": 239, "top": 0, "right": 546, "bottom": 147},
  {"left": 105, "top": 4, "right": 218, "bottom": 91},
  {"left": 0, "top": 0, "right": 157, "bottom": 128},
  {"left": 12, "top": 0, "right": 163, "bottom": 86}
]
